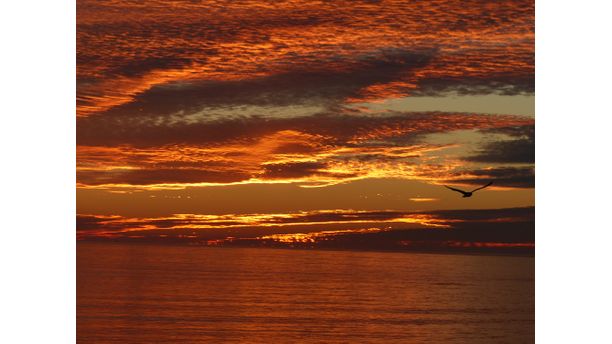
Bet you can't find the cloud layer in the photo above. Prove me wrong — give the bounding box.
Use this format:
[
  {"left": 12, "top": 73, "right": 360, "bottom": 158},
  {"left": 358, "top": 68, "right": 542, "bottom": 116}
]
[
  {"left": 78, "top": 0, "right": 534, "bottom": 116},
  {"left": 77, "top": 113, "right": 534, "bottom": 188},
  {"left": 77, "top": 206, "right": 534, "bottom": 253},
  {"left": 76, "top": 0, "right": 535, "bottom": 249}
]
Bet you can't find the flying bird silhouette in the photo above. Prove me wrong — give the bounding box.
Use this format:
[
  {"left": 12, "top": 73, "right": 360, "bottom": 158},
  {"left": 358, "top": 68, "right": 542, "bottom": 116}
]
[{"left": 444, "top": 181, "right": 493, "bottom": 198}]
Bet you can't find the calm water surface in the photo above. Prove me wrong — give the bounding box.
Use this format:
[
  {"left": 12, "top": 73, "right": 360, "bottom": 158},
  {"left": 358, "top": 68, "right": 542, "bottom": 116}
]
[{"left": 77, "top": 243, "right": 534, "bottom": 343}]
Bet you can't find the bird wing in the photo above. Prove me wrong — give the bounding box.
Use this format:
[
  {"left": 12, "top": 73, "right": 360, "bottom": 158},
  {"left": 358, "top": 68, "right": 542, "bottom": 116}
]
[
  {"left": 471, "top": 181, "right": 493, "bottom": 193},
  {"left": 444, "top": 185, "right": 469, "bottom": 195}
]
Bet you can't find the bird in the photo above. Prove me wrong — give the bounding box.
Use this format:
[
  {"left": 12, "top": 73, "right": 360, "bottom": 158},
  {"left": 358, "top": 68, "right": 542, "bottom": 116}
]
[{"left": 444, "top": 181, "right": 493, "bottom": 198}]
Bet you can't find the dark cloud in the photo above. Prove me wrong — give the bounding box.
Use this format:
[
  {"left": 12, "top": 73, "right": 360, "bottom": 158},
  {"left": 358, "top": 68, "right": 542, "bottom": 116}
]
[
  {"left": 268, "top": 210, "right": 412, "bottom": 224},
  {"left": 272, "top": 142, "right": 321, "bottom": 154},
  {"left": 76, "top": 214, "right": 110, "bottom": 231},
  {"left": 261, "top": 161, "right": 357, "bottom": 179},
  {"left": 77, "top": 3, "right": 351, "bottom": 79},
  {"left": 78, "top": 0, "right": 533, "bottom": 79},
  {"left": 415, "top": 75, "right": 534, "bottom": 97},
  {"left": 467, "top": 125, "right": 534, "bottom": 163},
  {"left": 78, "top": 0, "right": 533, "bottom": 118},
  {"left": 76, "top": 214, "right": 125, "bottom": 232},
  {"left": 77, "top": 168, "right": 252, "bottom": 186},
  {"left": 428, "top": 206, "right": 534, "bottom": 222},
  {"left": 448, "top": 167, "right": 535, "bottom": 188},
  {"left": 76, "top": 111, "right": 533, "bottom": 186},
  {"left": 83, "top": 49, "right": 437, "bottom": 119},
  {"left": 76, "top": 0, "right": 535, "bottom": 203},
  {"left": 262, "top": 161, "right": 325, "bottom": 179},
  {"left": 77, "top": 207, "right": 534, "bottom": 253},
  {"left": 77, "top": 207, "right": 533, "bottom": 233},
  {"left": 301, "top": 221, "right": 534, "bottom": 252},
  {"left": 77, "top": 111, "right": 531, "bottom": 147}
]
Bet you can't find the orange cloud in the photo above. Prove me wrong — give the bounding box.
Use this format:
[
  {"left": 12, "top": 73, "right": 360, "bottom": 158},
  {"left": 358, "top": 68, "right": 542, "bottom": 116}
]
[
  {"left": 76, "top": 206, "right": 534, "bottom": 254},
  {"left": 77, "top": 113, "right": 533, "bottom": 189},
  {"left": 78, "top": 0, "right": 533, "bottom": 116},
  {"left": 77, "top": 209, "right": 448, "bottom": 239}
]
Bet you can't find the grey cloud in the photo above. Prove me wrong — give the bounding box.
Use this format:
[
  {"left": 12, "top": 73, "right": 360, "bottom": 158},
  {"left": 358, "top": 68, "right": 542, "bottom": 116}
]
[
  {"left": 467, "top": 125, "right": 534, "bottom": 163},
  {"left": 84, "top": 49, "right": 437, "bottom": 120},
  {"left": 77, "top": 111, "right": 530, "bottom": 147},
  {"left": 448, "top": 167, "right": 534, "bottom": 188},
  {"left": 77, "top": 168, "right": 252, "bottom": 186}
]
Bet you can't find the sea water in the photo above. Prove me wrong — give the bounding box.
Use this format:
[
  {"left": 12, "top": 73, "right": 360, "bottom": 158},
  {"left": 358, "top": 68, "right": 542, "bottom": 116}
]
[{"left": 77, "top": 243, "right": 534, "bottom": 343}]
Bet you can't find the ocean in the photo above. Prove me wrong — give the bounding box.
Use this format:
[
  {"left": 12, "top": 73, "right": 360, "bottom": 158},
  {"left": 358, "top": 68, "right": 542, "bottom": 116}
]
[{"left": 77, "top": 243, "right": 534, "bottom": 343}]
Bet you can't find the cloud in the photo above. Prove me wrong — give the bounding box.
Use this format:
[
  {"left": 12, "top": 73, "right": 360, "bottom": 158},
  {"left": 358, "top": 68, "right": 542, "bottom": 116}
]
[
  {"left": 78, "top": 46, "right": 534, "bottom": 119},
  {"left": 415, "top": 75, "right": 534, "bottom": 97},
  {"left": 467, "top": 125, "right": 534, "bottom": 163},
  {"left": 76, "top": 0, "right": 535, "bottom": 193},
  {"left": 428, "top": 206, "right": 534, "bottom": 222},
  {"left": 227, "top": 206, "right": 535, "bottom": 252},
  {"left": 76, "top": 214, "right": 125, "bottom": 232},
  {"left": 76, "top": 206, "right": 534, "bottom": 253},
  {"left": 77, "top": 207, "right": 533, "bottom": 235},
  {"left": 445, "top": 167, "right": 535, "bottom": 188},
  {"left": 76, "top": 112, "right": 533, "bottom": 187},
  {"left": 76, "top": 209, "right": 444, "bottom": 239},
  {"left": 80, "top": 49, "right": 437, "bottom": 119},
  {"left": 261, "top": 161, "right": 356, "bottom": 179},
  {"left": 78, "top": 0, "right": 534, "bottom": 116},
  {"left": 77, "top": 168, "right": 253, "bottom": 186},
  {"left": 77, "top": 111, "right": 532, "bottom": 147}
]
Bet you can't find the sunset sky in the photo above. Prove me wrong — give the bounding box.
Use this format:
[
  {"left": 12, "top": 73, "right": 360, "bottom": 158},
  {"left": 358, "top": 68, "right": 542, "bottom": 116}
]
[{"left": 77, "top": 0, "right": 534, "bottom": 250}]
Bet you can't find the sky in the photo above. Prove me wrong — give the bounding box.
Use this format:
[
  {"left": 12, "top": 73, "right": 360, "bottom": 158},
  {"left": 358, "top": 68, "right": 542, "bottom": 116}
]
[{"left": 77, "top": 0, "right": 534, "bottom": 252}]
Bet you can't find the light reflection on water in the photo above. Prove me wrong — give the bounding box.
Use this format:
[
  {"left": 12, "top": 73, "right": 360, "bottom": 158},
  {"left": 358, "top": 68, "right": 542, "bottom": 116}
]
[{"left": 77, "top": 243, "right": 533, "bottom": 343}]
